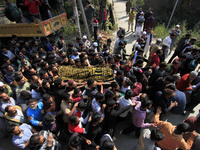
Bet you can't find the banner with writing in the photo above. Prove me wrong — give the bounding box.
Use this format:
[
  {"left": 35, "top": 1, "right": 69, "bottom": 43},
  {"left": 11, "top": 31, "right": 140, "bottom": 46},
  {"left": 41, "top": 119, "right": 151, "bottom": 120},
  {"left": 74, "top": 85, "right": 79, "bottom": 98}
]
[{"left": 58, "top": 66, "right": 114, "bottom": 82}]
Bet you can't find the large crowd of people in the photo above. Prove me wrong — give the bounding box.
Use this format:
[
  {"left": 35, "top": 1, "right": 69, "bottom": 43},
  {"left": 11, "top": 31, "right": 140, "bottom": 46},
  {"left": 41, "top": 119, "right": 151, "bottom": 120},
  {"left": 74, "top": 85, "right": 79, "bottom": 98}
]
[{"left": 0, "top": 0, "right": 200, "bottom": 150}]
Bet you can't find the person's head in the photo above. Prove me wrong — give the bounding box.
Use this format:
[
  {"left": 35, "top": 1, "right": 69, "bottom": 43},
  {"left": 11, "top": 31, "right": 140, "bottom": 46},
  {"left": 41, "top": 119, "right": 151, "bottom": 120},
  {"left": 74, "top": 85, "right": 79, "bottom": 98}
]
[
  {"left": 150, "top": 129, "right": 165, "bottom": 142},
  {"left": 125, "top": 90, "right": 133, "bottom": 100},
  {"left": 156, "top": 38, "right": 162, "bottom": 45},
  {"left": 110, "top": 82, "right": 120, "bottom": 91},
  {"left": 20, "top": 90, "right": 31, "bottom": 100},
  {"left": 189, "top": 71, "right": 198, "bottom": 82},
  {"left": 0, "top": 82, "right": 6, "bottom": 92},
  {"left": 5, "top": 64, "right": 14, "bottom": 72},
  {"left": 69, "top": 134, "right": 84, "bottom": 149},
  {"left": 39, "top": 70, "right": 49, "bottom": 79},
  {"left": 0, "top": 92, "right": 10, "bottom": 102},
  {"left": 141, "top": 100, "right": 153, "bottom": 110},
  {"left": 54, "top": 78, "right": 64, "bottom": 88},
  {"left": 43, "top": 113, "right": 56, "bottom": 124},
  {"left": 162, "top": 45, "right": 168, "bottom": 51},
  {"left": 172, "top": 74, "right": 181, "bottom": 83},
  {"left": 170, "top": 33, "right": 175, "bottom": 39},
  {"left": 175, "top": 122, "right": 190, "bottom": 134},
  {"left": 73, "top": 88, "right": 82, "bottom": 97},
  {"left": 77, "top": 102, "right": 87, "bottom": 112},
  {"left": 30, "top": 82, "right": 40, "bottom": 92},
  {"left": 30, "top": 134, "right": 45, "bottom": 148},
  {"left": 87, "top": 79, "right": 96, "bottom": 89},
  {"left": 164, "top": 76, "right": 174, "bottom": 85},
  {"left": 172, "top": 60, "right": 180, "bottom": 69},
  {"left": 106, "top": 99, "right": 116, "bottom": 109},
  {"left": 7, "top": 125, "right": 22, "bottom": 135},
  {"left": 69, "top": 115, "right": 80, "bottom": 125},
  {"left": 91, "top": 113, "right": 103, "bottom": 126},
  {"left": 185, "top": 33, "right": 191, "bottom": 39},
  {"left": 163, "top": 88, "right": 175, "bottom": 99},
  {"left": 175, "top": 24, "right": 180, "bottom": 30},
  {"left": 122, "top": 79, "right": 132, "bottom": 87},
  {"left": 42, "top": 93, "right": 53, "bottom": 105},
  {"left": 5, "top": 105, "right": 17, "bottom": 117},
  {"left": 28, "top": 98, "right": 38, "bottom": 109},
  {"left": 107, "top": 38, "right": 112, "bottom": 46},
  {"left": 101, "top": 140, "right": 115, "bottom": 150},
  {"left": 136, "top": 59, "right": 144, "bottom": 67},
  {"left": 105, "top": 90, "right": 115, "bottom": 100},
  {"left": 159, "top": 62, "right": 168, "bottom": 70},
  {"left": 95, "top": 92, "right": 104, "bottom": 103},
  {"left": 116, "top": 70, "right": 124, "bottom": 79},
  {"left": 189, "top": 38, "right": 197, "bottom": 45},
  {"left": 156, "top": 49, "right": 163, "bottom": 56}
]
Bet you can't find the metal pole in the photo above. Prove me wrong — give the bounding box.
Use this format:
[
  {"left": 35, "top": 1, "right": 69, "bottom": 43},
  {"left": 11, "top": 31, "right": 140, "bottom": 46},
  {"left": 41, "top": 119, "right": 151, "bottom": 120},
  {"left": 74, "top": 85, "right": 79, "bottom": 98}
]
[
  {"left": 72, "top": 0, "right": 82, "bottom": 37},
  {"left": 77, "top": 0, "right": 92, "bottom": 43},
  {"left": 165, "top": 0, "right": 179, "bottom": 32}
]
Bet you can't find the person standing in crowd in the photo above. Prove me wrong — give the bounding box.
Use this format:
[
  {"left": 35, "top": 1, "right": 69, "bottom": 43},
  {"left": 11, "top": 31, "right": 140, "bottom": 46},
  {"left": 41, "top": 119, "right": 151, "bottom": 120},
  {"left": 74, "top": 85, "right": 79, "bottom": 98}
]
[
  {"left": 125, "top": 0, "right": 132, "bottom": 16},
  {"left": 100, "top": 7, "right": 107, "bottom": 31},
  {"left": 135, "top": 8, "right": 143, "bottom": 30},
  {"left": 145, "top": 12, "right": 155, "bottom": 31},
  {"left": 169, "top": 25, "right": 181, "bottom": 53},
  {"left": 135, "top": 12, "right": 145, "bottom": 37},
  {"left": 4, "top": 0, "right": 22, "bottom": 23},
  {"left": 144, "top": 7, "right": 153, "bottom": 30},
  {"left": 93, "top": 15, "right": 99, "bottom": 41},
  {"left": 127, "top": 7, "right": 136, "bottom": 32},
  {"left": 24, "top": 0, "right": 42, "bottom": 19},
  {"left": 163, "top": 33, "right": 175, "bottom": 59},
  {"left": 85, "top": 1, "right": 96, "bottom": 35},
  {"left": 168, "top": 33, "right": 191, "bottom": 63}
]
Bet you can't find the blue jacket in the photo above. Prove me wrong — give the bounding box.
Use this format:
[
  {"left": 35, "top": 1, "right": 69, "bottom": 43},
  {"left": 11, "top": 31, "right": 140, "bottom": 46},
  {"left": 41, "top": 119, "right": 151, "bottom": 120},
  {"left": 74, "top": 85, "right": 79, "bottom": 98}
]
[{"left": 27, "top": 102, "right": 43, "bottom": 126}]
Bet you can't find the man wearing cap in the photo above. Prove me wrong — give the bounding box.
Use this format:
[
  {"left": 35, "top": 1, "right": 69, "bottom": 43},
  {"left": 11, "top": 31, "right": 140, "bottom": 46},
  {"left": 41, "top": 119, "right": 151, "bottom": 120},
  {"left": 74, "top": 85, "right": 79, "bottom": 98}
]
[
  {"left": 135, "top": 12, "right": 145, "bottom": 37},
  {"left": 149, "top": 38, "right": 162, "bottom": 56},
  {"left": 170, "top": 25, "right": 181, "bottom": 53},
  {"left": 82, "top": 35, "right": 90, "bottom": 49},
  {"left": 154, "top": 107, "right": 198, "bottom": 150},
  {"left": 91, "top": 42, "right": 98, "bottom": 53},
  {"left": 163, "top": 33, "right": 175, "bottom": 59},
  {"left": 117, "top": 25, "right": 125, "bottom": 38}
]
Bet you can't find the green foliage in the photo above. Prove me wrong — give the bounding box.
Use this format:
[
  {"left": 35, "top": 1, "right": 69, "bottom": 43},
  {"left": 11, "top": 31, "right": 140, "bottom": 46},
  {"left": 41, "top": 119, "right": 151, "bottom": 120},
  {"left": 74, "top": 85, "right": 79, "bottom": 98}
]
[
  {"left": 63, "top": 23, "right": 78, "bottom": 36},
  {"left": 64, "top": 1, "right": 73, "bottom": 19},
  {"left": 153, "top": 20, "right": 200, "bottom": 47},
  {"left": 131, "top": 0, "right": 144, "bottom": 7}
]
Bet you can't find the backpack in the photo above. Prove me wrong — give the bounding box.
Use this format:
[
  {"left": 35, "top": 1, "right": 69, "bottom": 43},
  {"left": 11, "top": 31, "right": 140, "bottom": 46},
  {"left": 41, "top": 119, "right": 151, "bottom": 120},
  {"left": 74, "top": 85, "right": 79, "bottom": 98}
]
[{"left": 4, "top": 3, "right": 21, "bottom": 22}]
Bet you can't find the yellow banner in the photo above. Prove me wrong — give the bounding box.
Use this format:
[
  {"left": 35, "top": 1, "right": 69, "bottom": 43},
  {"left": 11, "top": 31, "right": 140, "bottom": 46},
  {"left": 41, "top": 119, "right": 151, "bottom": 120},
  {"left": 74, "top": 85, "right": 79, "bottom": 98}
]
[{"left": 58, "top": 66, "right": 114, "bottom": 82}]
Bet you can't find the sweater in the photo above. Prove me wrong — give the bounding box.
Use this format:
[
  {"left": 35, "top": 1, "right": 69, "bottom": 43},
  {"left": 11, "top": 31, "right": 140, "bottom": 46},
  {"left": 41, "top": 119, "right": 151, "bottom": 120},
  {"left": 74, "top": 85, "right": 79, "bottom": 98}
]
[
  {"left": 132, "top": 101, "right": 152, "bottom": 128},
  {"left": 154, "top": 113, "right": 195, "bottom": 150},
  {"left": 25, "top": 0, "right": 42, "bottom": 15},
  {"left": 176, "top": 74, "right": 191, "bottom": 91}
]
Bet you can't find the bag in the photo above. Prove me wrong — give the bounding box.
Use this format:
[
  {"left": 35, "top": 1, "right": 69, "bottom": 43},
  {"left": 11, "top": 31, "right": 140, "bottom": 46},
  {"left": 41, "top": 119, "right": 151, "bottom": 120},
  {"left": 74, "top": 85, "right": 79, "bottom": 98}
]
[{"left": 4, "top": 3, "right": 21, "bottom": 22}]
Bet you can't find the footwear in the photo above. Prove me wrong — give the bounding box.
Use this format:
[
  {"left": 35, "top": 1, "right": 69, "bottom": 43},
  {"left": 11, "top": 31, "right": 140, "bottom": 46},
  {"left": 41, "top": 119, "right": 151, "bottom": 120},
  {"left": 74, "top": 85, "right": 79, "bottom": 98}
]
[{"left": 127, "top": 30, "right": 129, "bottom": 32}]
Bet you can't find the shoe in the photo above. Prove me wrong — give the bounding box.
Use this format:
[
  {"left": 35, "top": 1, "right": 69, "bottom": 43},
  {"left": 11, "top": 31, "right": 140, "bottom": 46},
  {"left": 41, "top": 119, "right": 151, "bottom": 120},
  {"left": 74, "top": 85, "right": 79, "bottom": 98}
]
[
  {"left": 144, "top": 54, "right": 147, "bottom": 57},
  {"left": 127, "top": 30, "right": 129, "bottom": 32},
  {"left": 182, "top": 110, "right": 187, "bottom": 115}
]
